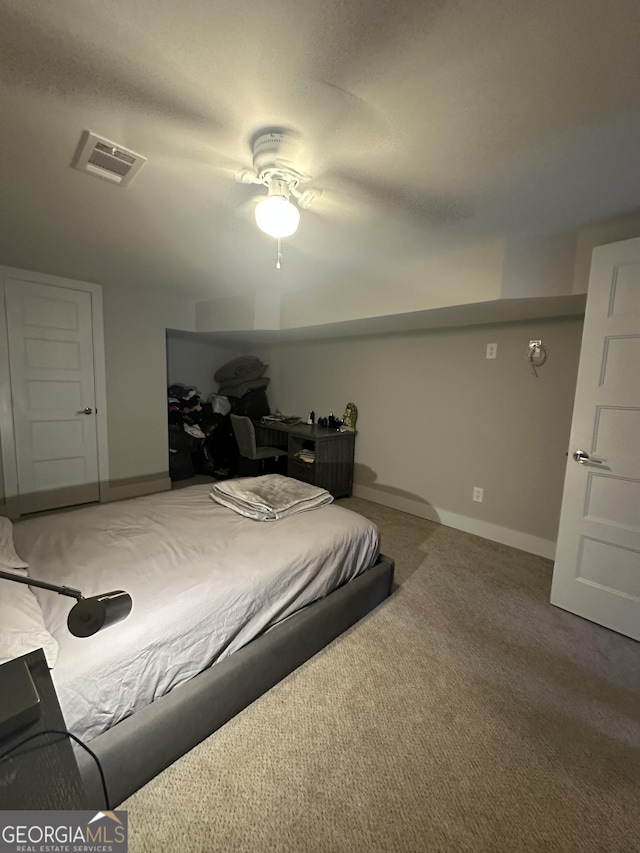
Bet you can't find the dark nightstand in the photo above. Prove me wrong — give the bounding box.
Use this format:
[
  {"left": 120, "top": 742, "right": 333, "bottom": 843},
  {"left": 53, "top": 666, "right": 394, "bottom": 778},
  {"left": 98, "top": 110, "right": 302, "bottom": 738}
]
[{"left": 0, "top": 649, "right": 87, "bottom": 809}]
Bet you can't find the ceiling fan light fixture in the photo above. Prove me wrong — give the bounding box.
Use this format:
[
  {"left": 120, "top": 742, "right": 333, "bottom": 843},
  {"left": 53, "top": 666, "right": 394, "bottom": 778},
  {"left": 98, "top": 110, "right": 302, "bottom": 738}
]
[
  {"left": 255, "top": 181, "right": 300, "bottom": 238},
  {"left": 255, "top": 195, "right": 300, "bottom": 238}
]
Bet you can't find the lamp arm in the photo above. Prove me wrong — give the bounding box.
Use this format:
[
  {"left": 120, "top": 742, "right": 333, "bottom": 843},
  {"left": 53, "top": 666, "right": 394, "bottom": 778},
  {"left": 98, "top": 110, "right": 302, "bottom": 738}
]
[{"left": 0, "top": 568, "right": 83, "bottom": 601}]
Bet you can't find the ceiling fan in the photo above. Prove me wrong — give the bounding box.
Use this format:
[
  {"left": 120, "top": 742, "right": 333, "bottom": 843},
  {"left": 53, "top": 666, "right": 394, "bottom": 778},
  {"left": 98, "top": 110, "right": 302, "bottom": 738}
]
[
  {"left": 233, "top": 128, "right": 322, "bottom": 244},
  {"left": 229, "top": 127, "right": 470, "bottom": 247}
]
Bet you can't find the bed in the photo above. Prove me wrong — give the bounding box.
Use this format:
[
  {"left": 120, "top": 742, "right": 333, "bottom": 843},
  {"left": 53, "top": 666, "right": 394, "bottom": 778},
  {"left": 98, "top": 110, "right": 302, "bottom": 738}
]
[{"left": 8, "top": 483, "right": 394, "bottom": 807}]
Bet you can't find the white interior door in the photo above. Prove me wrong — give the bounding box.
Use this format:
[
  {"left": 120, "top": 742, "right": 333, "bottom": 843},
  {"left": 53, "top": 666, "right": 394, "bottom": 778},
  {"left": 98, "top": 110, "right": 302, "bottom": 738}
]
[
  {"left": 551, "top": 237, "right": 640, "bottom": 640},
  {"left": 5, "top": 278, "right": 100, "bottom": 514}
]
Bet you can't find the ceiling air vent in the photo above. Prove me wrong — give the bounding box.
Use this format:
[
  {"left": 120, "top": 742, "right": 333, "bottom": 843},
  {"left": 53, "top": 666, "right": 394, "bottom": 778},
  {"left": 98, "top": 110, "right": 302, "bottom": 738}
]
[{"left": 72, "top": 131, "right": 146, "bottom": 187}]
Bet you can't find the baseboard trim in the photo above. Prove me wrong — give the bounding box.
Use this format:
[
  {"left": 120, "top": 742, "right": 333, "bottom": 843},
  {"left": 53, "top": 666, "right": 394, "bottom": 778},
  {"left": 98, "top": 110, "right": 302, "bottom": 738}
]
[
  {"left": 352, "top": 485, "right": 556, "bottom": 559},
  {"left": 106, "top": 476, "right": 171, "bottom": 503}
]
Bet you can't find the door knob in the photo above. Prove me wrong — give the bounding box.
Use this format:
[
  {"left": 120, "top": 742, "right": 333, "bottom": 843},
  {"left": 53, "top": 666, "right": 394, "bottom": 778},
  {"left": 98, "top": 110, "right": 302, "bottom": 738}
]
[
  {"left": 573, "top": 450, "right": 604, "bottom": 465},
  {"left": 79, "top": 407, "right": 94, "bottom": 415}
]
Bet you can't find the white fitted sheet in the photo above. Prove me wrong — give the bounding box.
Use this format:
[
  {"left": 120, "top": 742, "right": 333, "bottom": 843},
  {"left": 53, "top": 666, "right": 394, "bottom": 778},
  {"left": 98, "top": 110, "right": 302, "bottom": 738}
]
[{"left": 13, "top": 484, "right": 379, "bottom": 741}]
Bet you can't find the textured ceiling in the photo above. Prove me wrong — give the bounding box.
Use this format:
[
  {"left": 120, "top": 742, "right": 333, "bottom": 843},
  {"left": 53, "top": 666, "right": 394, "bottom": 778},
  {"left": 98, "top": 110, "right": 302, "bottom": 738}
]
[{"left": 0, "top": 0, "right": 639, "bottom": 300}]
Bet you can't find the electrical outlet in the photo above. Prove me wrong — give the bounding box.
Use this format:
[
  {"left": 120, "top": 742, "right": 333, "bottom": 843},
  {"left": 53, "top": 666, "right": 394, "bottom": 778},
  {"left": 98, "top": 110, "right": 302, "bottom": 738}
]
[
  {"left": 486, "top": 343, "right": 497, "bottom": 359},
  {"left": 473, "top": 486, "right": 484, "bottom": 503}
]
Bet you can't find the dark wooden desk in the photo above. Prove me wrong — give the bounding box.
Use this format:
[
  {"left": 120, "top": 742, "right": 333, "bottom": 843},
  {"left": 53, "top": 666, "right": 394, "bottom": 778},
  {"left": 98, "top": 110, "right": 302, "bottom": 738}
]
[
  {"left": 0, "top": 649, "right": 87, "bottom": 809},
  {"left": 256, "top": 421, "right": 356, "bottom": 498}
]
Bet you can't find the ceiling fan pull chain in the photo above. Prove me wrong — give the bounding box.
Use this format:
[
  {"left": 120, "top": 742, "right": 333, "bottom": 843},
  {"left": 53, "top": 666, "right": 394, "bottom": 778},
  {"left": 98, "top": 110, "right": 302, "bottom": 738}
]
[{"left": 276, "top": 238, "right": 283, "bottom": 270}]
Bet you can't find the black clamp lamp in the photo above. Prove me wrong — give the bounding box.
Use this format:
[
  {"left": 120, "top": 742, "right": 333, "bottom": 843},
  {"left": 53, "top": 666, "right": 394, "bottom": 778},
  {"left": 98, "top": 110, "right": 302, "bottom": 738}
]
[
  {"left": 0, "top": 571, "right": 132, "bottom": 738},
  {"left": 0, "top": 569, "right": 132, "bottom": 637}
]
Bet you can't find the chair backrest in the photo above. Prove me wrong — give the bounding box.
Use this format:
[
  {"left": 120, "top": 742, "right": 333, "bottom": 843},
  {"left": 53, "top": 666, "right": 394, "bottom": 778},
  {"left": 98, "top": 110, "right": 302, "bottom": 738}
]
[{"left": 230, "top": 414, "right": 258, "bottom": 459}]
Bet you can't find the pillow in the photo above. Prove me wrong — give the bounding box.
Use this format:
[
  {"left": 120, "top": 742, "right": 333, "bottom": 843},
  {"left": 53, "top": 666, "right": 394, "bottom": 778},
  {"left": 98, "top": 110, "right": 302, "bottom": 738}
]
[
  {"left": 0, "top": 572, "right": 59, "bottom": 668},
  {"left": 0, "top": 516, "right": 29, "bottom": 571}
]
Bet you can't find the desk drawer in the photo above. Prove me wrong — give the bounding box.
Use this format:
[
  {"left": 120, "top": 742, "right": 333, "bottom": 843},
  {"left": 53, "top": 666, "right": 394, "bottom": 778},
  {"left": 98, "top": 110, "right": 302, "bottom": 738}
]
[{"left": 287, "top": 458, "right": 316, "bottom": 486}]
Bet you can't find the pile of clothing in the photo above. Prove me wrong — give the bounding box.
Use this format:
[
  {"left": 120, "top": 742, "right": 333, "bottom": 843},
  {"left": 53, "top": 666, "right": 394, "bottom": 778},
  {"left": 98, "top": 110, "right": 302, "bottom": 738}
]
[
  {"left": 167, "top": 383, "right": 237, "bottom": 481},
  {"left": 168, "top": 384, "right": 207, "bottom": 439},
  {"left": 215, "top": 356, "right": 271, "bottom": 419}
]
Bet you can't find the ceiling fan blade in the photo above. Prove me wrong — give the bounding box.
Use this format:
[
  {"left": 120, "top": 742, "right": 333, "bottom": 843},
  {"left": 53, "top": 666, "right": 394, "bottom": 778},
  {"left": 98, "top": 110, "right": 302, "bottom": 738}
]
[
  {"left": 235, "top": 169, "right": 261, "bottom": 185},
  {"left": 294, "top": 185, "right": 375, "bottom": 224},
  {"left": 322, "top": 168, "right": 472, "bottom": 227},
  {"left": 239, "top": 193, "right": 266, "bottom": 213},
  {"left": 220, "top": 189, "right": 269, "bottom": 234},
  {"left": 294, "top": 188, "right": 322, "bottom": 210},
  {"left": 148, "top": 125, "right": 266, "bottom": 190},
  {"left": 244, "top": 83, "right": 392, "bottom": 188}
]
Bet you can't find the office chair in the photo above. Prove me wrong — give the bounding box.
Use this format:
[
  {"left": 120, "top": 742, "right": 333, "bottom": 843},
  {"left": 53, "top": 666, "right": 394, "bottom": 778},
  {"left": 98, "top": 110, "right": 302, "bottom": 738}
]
[{"left": 229, "top": 414, "right": 285, "bottom": 476}]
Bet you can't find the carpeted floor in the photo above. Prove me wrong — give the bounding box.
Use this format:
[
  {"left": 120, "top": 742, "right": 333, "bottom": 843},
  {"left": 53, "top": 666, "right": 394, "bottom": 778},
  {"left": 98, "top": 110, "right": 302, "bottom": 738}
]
[{"left": 123, "top": 497, "right": 640, "bottom": 852}]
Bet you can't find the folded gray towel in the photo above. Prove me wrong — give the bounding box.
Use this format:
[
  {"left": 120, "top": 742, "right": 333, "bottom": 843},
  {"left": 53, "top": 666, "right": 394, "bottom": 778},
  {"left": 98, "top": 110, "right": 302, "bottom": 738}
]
[{"left": 210, "top": 474, "right": 333, "bottom": 521}]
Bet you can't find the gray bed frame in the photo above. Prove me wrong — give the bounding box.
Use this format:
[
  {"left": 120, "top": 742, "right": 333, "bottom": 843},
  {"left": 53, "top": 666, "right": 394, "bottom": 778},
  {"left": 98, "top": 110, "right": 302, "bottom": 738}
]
[{"left": 77, "top": 554, "right": 395, "bottom": 807}]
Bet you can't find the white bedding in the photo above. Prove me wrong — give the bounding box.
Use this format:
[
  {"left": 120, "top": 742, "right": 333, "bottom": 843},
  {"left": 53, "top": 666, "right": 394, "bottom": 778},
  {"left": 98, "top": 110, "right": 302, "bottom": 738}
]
[{"left": 13, "top": 484, "right": 379, "bottom": 741}]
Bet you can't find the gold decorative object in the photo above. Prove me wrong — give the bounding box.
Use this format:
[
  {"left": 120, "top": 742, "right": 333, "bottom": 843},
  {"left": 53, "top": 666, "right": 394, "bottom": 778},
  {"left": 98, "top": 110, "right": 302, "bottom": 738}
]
[{"left": 343, "top": 402, "right": 358, "bottom": 431}]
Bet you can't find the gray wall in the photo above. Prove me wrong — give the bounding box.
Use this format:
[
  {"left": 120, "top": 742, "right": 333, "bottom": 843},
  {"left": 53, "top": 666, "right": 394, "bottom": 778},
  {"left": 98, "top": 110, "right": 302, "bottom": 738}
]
[
  {"left": 101, "top": 284, "right": 194, "bottom": 491},
  {"left": 264, "top": 316, "right": 584, "bottom": 546},
  {"left": 166, "top": 333, "right": 246, "bottom": 400},
  {"left": 0, "top": 267, "right": 583, "bottom": 542},
  {"left": 0, "top": 276, "right": 196, "bottom": 506},
  {"left": 0, "top": 436, "right": 4, "bottom": 506}
]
